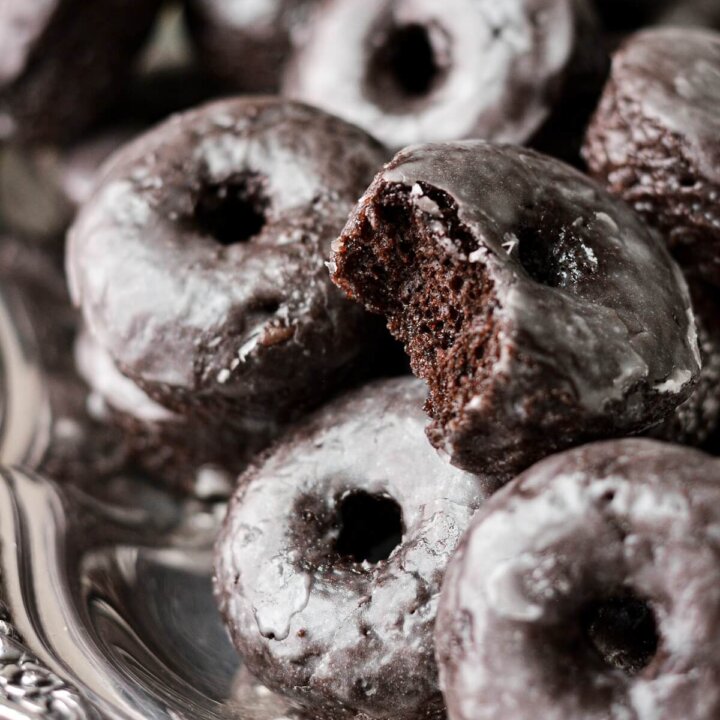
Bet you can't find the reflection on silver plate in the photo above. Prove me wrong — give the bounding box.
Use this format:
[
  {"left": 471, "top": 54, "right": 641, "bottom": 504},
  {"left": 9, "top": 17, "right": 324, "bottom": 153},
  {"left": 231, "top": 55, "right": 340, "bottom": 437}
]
[
  {"left": 0, "top": 284, "right": 51, "bottom": 470},
  {"left": 0, "top": 467, "right": 301, "bottom": 720}
]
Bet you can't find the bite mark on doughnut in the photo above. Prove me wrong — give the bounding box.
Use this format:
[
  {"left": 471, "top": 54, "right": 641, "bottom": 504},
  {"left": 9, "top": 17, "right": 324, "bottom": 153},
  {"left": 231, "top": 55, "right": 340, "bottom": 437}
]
[
  {"left": 333, "top": 181, "right": 501, "bottom": 449},
  {"left": 193, "top": 171, "right": 269, "bottom": 246}
]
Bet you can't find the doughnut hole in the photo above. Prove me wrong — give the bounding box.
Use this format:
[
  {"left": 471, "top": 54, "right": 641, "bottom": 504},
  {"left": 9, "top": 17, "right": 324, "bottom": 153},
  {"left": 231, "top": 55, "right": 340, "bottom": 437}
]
[
  {"left": 513, "top": 208, "right": 599, "bottom": 289},
  {"left": 526, "top": 590, "right": 661, "bottom": 703},
  {"left": 335, "top": 490, "right": 404, "bottom": 563},
  {"left": 365, "top": 23, "right": 450, "bottom": 111},
  {"left": 581, "top": 594, "right": 659, "bottom": 675},
  {"left": 293, "top": 490, "right": 404, "bottom": 570},
  {"left": 193, "top": 172, "right": 269, "bottom": 246},
  {"left": 333, "top": 181, "right": 501, "bottom": 449}
]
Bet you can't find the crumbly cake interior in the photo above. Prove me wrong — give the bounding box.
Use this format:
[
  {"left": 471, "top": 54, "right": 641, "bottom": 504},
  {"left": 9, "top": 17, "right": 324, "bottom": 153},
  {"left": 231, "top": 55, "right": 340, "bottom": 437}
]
[{"left": 337, "top": 182, "right": 501, "bottom": 436}]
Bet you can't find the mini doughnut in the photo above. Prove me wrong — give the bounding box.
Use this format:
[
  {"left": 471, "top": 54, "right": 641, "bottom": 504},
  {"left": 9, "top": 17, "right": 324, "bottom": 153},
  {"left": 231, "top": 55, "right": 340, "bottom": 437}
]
[
  {"left": 436, "top": 438, "right": 720, "bottom": 720},
  {"left": 75, "top": 327, "right": 271, "bottom": 497},
  {"left": 68, "top": 98, "right": 388, "bottom": 428},
  {"left": 583, "top": 28, "right": 720, "bottom": 285},
  {"left": 330, "top": 141, "right": 701, "bottom": 479},
  {"left": 214, "top": 377, "right": 497, "bottom": 720},
  {"left": 184, "top": 0, "right": 319, "bottom": 93},
  {"left": 283, "top": 0, "right": 604, "bottom": 152},
  {"left": 0, "top": 0, "right": 162, "bottom": 144}
]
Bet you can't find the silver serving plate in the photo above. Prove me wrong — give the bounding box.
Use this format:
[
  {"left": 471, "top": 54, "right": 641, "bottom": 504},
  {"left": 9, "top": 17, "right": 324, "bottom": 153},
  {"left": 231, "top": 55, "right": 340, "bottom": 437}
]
[
  {"left": 0, "top": 283, "right": 51, "bottom": 470},
  {"left": 0, "top": 466, "right": 306, "bottom": 720}
]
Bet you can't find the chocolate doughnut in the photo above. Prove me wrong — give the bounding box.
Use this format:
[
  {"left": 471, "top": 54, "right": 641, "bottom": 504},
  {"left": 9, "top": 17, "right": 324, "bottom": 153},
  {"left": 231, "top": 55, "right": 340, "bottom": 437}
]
[
  {"left": 583, "top": 28, "right": 720, "bottom": 285},
  {"left": 330, "top": 141, "right": 701, "bottom": 479},
  {"left": 184, "top": 0, "right": 319, "bottom": 94},
  {"left": 283, "top": 0, "right": 604, "bottom": 152},
  {"left": 0, "top": 0, "right": 162, "bottom": 144},
  {"left": 436, "top": 438, "right": 720, "bottom": 720},
  {"left": 68, "top": 98, "right": 387, "bottom": 429},
  {"left": 214, "top": 377, "right": 497, "bottom": 720},
  {"left": 0, "top": 237, "right": 127, "bottom": 483},
  {"left": 75, "top": 327, "right": 271, "bottom": 497}
]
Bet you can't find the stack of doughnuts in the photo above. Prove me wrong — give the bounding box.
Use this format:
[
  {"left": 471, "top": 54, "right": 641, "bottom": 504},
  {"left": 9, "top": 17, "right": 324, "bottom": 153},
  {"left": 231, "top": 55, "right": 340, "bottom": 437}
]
[{"left": 2, "top": 2, "right": 720, "bottom": 719}]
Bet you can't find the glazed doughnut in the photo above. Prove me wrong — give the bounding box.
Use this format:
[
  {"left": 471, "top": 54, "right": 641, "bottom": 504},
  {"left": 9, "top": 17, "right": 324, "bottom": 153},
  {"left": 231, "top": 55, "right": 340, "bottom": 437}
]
[
  {"left": 68, "top": 98, "right": 387, "bottom": 428},
  {"left": 583, "top": 28, "right": 720, "bottom": 285},
  {"left": 283, "top": 0, "right": 604, "bottom": 152},
  {"left": 74, "top": 327, "right": 272, "bottom": 497},
  {"left": 0, "top": 0, "right": 162, "bottom": 144},
  {"left": 185, "top": 0, "right": 319, "bottom": 93},
  {"left": 436, "top": 438, "right": 720, "bottom": 720},
  {"left": 330, "top": 141, "right": 701, "bottom": 479},
  {"left": 215, "top": 377, "right": 497, "bottom": 720}
]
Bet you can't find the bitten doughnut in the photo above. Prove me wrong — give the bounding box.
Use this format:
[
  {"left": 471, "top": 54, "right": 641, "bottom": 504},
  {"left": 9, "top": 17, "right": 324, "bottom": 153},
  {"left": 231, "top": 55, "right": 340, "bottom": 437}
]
[
  {"left": 583, "top": 28, "right": 720, "bottom": 285},
  {"left": 436, "top": 439, "right": 720, "bottom": 720},
  {"left": 0, "top": 0, "right": 162, "bottom": 144},
  {"left": 331, "top": 141, "right": 701, "bottom": 479},
  {"left": 214, "top": 378, "right": 497, "bottom": 720},
  {"left": 283, "top": 0, "right": 604, "bottom": 152},
  {"left": 184, "top": 0, "right": 319, "bottom": 93},
  {"left": 68, "top": 98, "right": 387, "bottom": 429}
]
